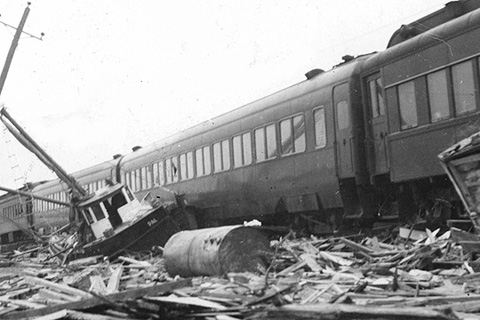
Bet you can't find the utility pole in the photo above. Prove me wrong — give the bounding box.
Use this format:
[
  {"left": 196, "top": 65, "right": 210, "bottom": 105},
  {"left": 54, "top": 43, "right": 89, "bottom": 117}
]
[{"left": 0, "top": 3, "right": 33, "bottom": 96}]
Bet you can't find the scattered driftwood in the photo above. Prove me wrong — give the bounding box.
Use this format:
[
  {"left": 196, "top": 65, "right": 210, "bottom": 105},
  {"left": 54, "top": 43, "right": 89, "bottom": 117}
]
[{"left": 2, "top": 225, "right": 480, "bottom": 319}]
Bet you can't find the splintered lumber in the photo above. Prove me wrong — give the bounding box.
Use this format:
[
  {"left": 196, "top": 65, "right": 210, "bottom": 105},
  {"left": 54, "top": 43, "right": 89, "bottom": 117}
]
[
  {"left": 277, "top": 260, "right": 307, "bottom": 276},
  {"left": 266, "top": 303, "right": 460, "bottom": 320},
  {"left": 146, "top": 295, "right": 227, "bottom": 310},
  {"left": 38, "top": 288, "right": 81, "bottom": 302},
  {"left": 23, "top": 276, "right": 92, "bottom": 299},
  {"left": 106, "top": 265, "right": 123, "bottom": 294},
  {"left": 89, "top": 275, "right": 108, "bottom": 295},
  {"left": 340, "top": 237, "right": 374, "bottom": 254},
  {"left": 3, "top": 279, "right": 192, "bottom": 319},
  {"left": 117, "top": 256, "right": 152, "bottom": 267}
]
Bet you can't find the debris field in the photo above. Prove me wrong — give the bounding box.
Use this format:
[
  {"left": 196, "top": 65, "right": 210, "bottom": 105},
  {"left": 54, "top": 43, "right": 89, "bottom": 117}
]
[{"left": 1, "top": 225, "right": 480, "bottom": 320}]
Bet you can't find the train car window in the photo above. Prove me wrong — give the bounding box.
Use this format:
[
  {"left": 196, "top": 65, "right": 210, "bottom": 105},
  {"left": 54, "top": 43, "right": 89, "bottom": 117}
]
[
  {"left": 368, "top": 78, "right": 385, "bottom": 118},
  {"left": 213, "top": 143, "right": 221, "bottom": 172},
  {"left": 159, "top": 162, "right": 165, "bottom": 185},
  {"left": 153, "top": 162, "right": 163, "bottom": 186},
  {"left": 233, "top": 135, "right": 242, "bottom": 167},
  {"left": 196, "top": 146, "right": 211, "bottom": 176},
  {"left": 254, "top": 127, "right": 266, "bottom": 162},
  {"left": 233, "top": 133, "right": 253, "bottom": 168},
  {"left": 222, "top": 140, "right": 230, "bottom": 170},
  {"left": 452, "top": 60, "right": 476, "bottom": 115},
  {"left": 165, "top": 157, "right": 179, "bottom": 183},
  {"left": 204, "top": 146, "right": 211, "bottom": 175},
  {"left": 124, "top": 172, "right": 130, "bottom": 190},
  {"left": 172, "top": 157, "right": 179, "bottom": 182},
  {"left": 280, "top": 119, "right": 293, "bottom": 154},
  {"left": 136, "top": 168, "right": 143, "bottom": 190},
  {"left": 427, "top": 69, "right": 450, "bottom": 123},
  {"left": 180, "top": 154, "right": 186, "bottom": 180},
  {"left": 293, "top": 115, "right": 306, "bottom": 153},
  {"left": 398, "top": 81, "right": 418, "bottom": 130},
  {"left": 213, "top": 140, "right": 230, "bottom": 172},
  {"left": 195, "top": 149, "right": 204, "bottom": 176},
  {"left": 314, "top": 107, "right": 327, "bottom": 148},
  {"left": 255, "top": 125, "right": 277, "bottom": 162},
  {"left": 266, "top": 124, "right": 277, "bottom": 159},
  {"left": 142, "top": 167, "right": 149, "bottom": 189},
  {"left": 130, "top": 171, "right": 135, "bottom": 191},
  {"left": 187, "top": 151, "right": 194, "bottom": 179},
  {"left": 166, "top": 159, "right": 172, "bottom": 183},
  {"left": 337, "top": 101, "right": 349, "bottom": 130},
  {"left": 243, "top": 132, "right": 252, "bottom": 165},
  {"left": 280, "top": 114, "right": 306, "bottom": 155}
]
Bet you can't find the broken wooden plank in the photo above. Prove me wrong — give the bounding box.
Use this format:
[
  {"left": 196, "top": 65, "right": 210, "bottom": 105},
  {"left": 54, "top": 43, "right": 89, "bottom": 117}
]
[
  {"left": 117, "top": 256, "right": 152, "bottom": 267},
  {"left": 3, "top": 279, "right": 192, "bottom": 319},
  {"left": 276, "top": 260, "right": 307, "bottom": 276},
  {"left": 23, "top": 276, "right": 92, "bottom": 299},
  {"left": 106, "top": 265, "right": 123, "bottom": 294},
  {"left": 146, "top": 295, "right": 227, "bottom": 309},
  {"left": 340, "top": 238, "right": 374, "bottom": 254},
  {"left": 89, "top": 275, "right": 108, "bottom": 295}
]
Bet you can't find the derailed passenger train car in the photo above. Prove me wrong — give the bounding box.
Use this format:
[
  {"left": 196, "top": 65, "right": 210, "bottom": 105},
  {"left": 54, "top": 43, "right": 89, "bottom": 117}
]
[
  {"left": 5, "top": 1, "right": 480, "bottom": 238},
  {"left": 360, "top": 0, "right": 480, "bottom": 223},
  {"left": 116, "top": 55, "right": 373, "bottom": 229}
]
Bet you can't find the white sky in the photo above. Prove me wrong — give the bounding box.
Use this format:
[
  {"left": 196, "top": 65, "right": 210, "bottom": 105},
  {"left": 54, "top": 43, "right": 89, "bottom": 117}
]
[{"left": 0, "top": 0, "right": 448, "bottom": 191}]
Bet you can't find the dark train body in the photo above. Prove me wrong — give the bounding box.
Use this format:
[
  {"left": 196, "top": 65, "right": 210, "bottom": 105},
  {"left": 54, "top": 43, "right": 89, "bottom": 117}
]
[{"left": 2, "top": 0, "right": 480, "bottom": 243}]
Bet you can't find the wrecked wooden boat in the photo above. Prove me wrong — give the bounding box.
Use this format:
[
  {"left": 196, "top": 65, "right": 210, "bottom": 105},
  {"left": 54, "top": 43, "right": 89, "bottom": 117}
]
[{"left": 0, "top": 107, "right": 191, "bottom": 261}]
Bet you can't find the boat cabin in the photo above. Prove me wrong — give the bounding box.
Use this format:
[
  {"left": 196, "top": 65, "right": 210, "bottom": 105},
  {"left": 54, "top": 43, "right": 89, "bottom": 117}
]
[{"left": 78, "top": 184, "right": 142, "bottom": 239}]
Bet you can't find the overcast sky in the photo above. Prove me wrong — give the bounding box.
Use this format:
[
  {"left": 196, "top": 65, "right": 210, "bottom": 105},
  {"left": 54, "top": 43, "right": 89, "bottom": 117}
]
[{"left": 0, "top": 0, "right": 448, "bottom": 191}]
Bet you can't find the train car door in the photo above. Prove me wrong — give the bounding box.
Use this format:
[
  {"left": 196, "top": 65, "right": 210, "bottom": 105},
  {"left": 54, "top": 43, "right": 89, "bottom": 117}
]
[
  {"left": 365, "top": 74, "right": 389, "bottom": 175},
  {"left": 333, "top": 83, "right": 354, "bottom": 178}
]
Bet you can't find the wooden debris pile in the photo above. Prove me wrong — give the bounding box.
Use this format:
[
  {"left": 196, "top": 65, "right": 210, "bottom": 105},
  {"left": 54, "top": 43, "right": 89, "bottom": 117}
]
[{"left": 2, "top": 226, "right": 480, "bottom": 319}]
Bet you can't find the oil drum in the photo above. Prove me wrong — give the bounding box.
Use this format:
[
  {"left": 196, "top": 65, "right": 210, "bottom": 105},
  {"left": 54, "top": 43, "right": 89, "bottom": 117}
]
[{"left": 163, "top": 225, "right": 272, "bottom": 277}]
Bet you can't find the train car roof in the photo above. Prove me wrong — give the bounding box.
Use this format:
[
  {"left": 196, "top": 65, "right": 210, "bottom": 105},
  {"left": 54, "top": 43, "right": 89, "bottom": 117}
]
[
  {"left": 119, "top": 55, "right": 372, "bottom": 167},
  {"left": 387, "top": 0, "right": 480, "bottom": 47},
  {"left": 32, "top": 158, "right": 120, "bottom": 193},
  {"left": 363, "top": 4, "right": 480, "bottom": 72}
]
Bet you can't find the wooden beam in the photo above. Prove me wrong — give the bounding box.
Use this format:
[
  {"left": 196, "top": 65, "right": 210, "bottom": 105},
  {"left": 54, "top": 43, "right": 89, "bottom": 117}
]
[{"left": 3, "top": 279, "right": 191, "bottom": 319}]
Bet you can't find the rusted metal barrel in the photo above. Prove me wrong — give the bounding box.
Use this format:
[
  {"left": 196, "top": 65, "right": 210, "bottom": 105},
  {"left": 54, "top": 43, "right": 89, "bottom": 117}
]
[{"left": 163, "top": 225, "right": 272, "bottom": 277}]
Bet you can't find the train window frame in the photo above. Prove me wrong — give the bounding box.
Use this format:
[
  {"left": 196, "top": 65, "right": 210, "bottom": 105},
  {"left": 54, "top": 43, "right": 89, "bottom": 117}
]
[
  {"left": 367, "top": 77, "right": 386, "bottom": 119},
  {"left": 398, "top": 80, "right": 418, "bottom": 130},
  {"left": 213, "top": 139, "right": 231, "bottom": 173},
  {"left": 427, "top": 68, "right": 450, "bottom": 123},
  {"left": 180, "top": 152, "right": 195, "bottom": 181},
  {"left": 452, "top": 60, "right": 476, "bottom": 116},
  {"left": 336, "top": 101, "right": 350, "bottom": 131},
  {"left": 254, "top": 123, "right": 277, "bottom": 163},
  {"left": 195, "top": 145, "right": 212, "bottom": 177},
  {"left": 153, "top": 161, "right": 165, "bottom": 186},
  {"left": 233, "top": 131, "right": 253, "bottom": 168},
  {"left": 180, "top": 153, "right": 187, "bottom": 180},
  {"left": 165, "top": 157, "right": 179, "bottom": 184},
  {"left": 136, "top": 168, "right": 142, "bottom": 191},
  {"left": 280, "top": 113, "right": 306, "bottom": 156},
  {"left": 313, "top": 106, "right": 327, "bottom": 148}
]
